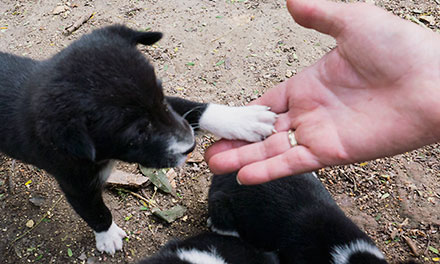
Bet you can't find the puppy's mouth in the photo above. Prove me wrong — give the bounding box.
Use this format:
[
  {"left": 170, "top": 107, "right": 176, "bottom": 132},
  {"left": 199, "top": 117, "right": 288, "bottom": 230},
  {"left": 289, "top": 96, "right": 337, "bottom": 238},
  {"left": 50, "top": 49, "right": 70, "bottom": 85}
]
[
  {"left": 182, "top": 142, "right": 196, "bottom": 155},
  {"left": 167, "top": 134, "right": 196, "bottom": 167}
]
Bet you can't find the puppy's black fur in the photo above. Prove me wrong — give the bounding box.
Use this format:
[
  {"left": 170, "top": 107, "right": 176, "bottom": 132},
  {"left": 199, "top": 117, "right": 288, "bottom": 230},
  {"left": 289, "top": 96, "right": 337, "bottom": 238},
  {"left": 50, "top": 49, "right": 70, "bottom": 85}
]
[
  {"left": 138, "top": 232, "right": 279, "bottom": 264},
  {"left": 5, "top": 23, "right": 296, "bottom": 256},
  {"left": 0, "top": 26, "right": 205, "bottom": 234},
  {"left": 208, "top": 172, "right": 390, "bottom": 264}
]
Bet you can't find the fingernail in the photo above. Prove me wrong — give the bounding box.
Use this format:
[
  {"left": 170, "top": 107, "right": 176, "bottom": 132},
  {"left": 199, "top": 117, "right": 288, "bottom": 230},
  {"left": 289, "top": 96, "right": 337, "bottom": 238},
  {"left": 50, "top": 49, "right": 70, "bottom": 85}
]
[
  {"left": 267, "top": 106, "right": 271, "bottom": 111},
  {"left": 236, "top": 176, "right": 243, "bottom": 185},
  {"left": 272, "top": 129, "right": 278, "bottom": 134}
]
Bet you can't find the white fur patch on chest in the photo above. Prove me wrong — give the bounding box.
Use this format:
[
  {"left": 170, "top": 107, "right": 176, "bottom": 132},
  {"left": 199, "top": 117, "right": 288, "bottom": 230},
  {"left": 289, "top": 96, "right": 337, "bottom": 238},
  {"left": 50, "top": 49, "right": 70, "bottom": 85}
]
[
  {"left": 177, "top": 248, "right": 228, "bottom": 264},
  {"left": 199, "top": 104, "right": 276, "bottom": 142},
  {"left": 331, "top": 239, "right": 385, "bottom": 264}
]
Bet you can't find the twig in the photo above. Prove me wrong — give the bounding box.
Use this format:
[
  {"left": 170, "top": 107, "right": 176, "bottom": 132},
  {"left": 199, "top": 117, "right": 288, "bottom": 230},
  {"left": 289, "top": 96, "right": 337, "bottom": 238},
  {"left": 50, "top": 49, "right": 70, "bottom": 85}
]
[
  {"left": 403, "top": 235, "right": 419, "bottom": 256},
  {"left": 8, "top": 159, "right": 16, "bottom": 194},
  {"left": 10, "top": 195, "right": 63, "bottom": 245},
  {"left": 63, "top": 12, "right": 95, "bottom": 35},
  {"left": 117, "top": 188, "right": 158, "bottom": 208},
  {"left": 423, "top": 240, "right": 431, "bottom": 256}
]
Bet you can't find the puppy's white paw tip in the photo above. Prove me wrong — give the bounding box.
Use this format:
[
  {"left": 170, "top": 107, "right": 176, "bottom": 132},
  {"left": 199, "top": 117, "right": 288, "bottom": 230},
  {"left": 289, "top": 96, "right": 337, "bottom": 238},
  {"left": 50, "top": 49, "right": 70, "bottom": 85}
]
[
  {"left": 200, "top": 104, "right": 277, "bottom": 142},
  {"left": 95, "top": 222, "right": 126, "bottom": 255}
]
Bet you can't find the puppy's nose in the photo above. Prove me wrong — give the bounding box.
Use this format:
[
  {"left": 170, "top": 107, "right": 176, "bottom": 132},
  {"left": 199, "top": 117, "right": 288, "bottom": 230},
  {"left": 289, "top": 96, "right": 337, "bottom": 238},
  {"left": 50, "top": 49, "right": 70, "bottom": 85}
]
[{"left": 183, "top": 142, "right": 196, "bottom": 155}]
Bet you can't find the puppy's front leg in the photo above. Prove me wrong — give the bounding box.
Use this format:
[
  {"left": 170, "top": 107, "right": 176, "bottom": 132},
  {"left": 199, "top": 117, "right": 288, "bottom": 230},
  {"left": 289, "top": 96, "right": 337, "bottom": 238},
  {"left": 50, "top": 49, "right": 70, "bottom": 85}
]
[
  {"left": 56, "top": 162, "right": 126, "bottom": 255},
  {"left": 166, "top": 97, "right": 276, "bottom": 142}
]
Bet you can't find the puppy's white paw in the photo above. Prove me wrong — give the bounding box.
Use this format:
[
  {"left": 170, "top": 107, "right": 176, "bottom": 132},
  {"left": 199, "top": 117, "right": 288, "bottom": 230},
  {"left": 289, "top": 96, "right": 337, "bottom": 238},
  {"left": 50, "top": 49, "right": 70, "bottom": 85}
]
[
  {"left": 200, "top": 104, "right": 277, "bottom": 142},
  {"left": 94, "top": 222, "right": 127, "bottom": 255}
]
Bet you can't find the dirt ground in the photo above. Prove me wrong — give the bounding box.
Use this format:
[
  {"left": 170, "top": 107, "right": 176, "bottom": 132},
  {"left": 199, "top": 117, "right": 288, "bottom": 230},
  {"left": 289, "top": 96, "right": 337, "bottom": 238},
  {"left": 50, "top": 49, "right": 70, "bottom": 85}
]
[{"left": 0, "top": 0, "right": 439, "bottom": 263}]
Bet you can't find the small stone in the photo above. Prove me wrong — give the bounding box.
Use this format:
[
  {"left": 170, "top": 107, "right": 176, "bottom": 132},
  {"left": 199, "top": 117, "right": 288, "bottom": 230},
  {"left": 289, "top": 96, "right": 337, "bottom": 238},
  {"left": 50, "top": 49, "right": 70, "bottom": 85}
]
[
  {"left": 78, "top": 252, "right": 87, "bottom": 261},
  {"left": 419, "top": 15, "right": 435, "bottom": 25},
  {"left": 87, "top": 257, "right": 97, "bottom": 264},
  {"left": 285, "top": 70, "right": 293, "bottom": 78},
  {"left": 52, "top": 5, "right": 68, "bottom": 15},
  {"left": 26, "top": 220, "right": 34, "bottom": 228},
  {"left": 29, "top": 195, "right": 45, "bottom": 207}
]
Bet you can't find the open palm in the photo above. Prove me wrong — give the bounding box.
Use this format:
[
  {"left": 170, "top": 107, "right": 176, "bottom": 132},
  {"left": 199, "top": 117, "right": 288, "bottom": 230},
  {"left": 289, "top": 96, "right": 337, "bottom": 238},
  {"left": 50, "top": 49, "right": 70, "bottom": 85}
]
[{"left": 206, "top": 0, "right": 440, "bottom": 184}]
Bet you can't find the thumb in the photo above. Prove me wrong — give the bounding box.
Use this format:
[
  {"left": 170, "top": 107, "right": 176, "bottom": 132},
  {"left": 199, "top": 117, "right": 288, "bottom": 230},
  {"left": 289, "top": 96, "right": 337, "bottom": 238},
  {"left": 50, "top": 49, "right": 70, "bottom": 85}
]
[{"left": 286, "top": 0, "right": 347, "bottom": 37}]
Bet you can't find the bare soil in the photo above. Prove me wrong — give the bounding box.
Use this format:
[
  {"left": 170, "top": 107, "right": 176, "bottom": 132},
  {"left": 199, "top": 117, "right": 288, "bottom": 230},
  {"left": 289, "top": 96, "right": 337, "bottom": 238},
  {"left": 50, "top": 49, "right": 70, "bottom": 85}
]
[{"left": 0, "top": 0, "right": 439, "bottom": 263}]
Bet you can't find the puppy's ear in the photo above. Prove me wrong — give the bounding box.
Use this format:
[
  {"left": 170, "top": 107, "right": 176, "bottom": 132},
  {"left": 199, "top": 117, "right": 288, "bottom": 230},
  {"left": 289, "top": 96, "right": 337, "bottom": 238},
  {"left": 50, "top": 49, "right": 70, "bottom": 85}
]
[
  {"left": 38, "top": 120, "right": 96, "bottom": 161},
  {"left": 132, "top": 31, "right": 162, "bottom": 46}
]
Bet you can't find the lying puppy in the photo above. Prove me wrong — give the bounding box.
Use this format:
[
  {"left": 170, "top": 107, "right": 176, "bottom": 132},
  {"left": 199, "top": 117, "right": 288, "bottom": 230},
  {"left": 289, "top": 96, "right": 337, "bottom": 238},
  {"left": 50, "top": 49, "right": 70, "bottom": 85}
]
[
  {"left": 0, "top": 25, "right": 276, "bottom": 254},
  {"left": 208, "top": 172, "right": 390, "bottom": 264},
  {"left": 138, "top": 232, "right": 278, "bottom": 264}
]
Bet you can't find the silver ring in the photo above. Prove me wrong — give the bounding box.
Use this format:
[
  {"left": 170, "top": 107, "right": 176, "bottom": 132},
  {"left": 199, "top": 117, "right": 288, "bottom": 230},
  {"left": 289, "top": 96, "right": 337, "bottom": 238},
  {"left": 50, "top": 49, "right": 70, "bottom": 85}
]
[{"left": 288, "top": 129, "right": 298, "bottom": 147}]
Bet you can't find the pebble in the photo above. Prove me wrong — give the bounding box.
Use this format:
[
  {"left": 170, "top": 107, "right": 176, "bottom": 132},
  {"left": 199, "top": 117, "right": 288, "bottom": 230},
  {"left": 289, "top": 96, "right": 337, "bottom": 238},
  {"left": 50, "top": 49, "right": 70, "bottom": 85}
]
[{"left": 26, "top": 219, "right": 34, "bottom": 228}]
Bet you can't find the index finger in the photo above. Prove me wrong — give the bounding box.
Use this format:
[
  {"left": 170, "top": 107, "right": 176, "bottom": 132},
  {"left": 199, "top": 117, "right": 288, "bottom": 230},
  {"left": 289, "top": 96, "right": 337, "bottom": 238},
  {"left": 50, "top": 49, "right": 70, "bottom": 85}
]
[{"left": 250, "top": 81, "right": 289, "bottom": 114}]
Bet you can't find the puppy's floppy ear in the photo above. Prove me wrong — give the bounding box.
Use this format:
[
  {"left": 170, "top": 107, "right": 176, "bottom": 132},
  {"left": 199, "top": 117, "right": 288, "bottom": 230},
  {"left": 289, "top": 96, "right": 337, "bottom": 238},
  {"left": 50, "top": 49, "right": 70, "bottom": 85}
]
[
  {"left": 132, "top": 31, "right": 162, "bottom": 45},
  {"left": 37, "top": 120, "right": 96, "bottom": 161}
]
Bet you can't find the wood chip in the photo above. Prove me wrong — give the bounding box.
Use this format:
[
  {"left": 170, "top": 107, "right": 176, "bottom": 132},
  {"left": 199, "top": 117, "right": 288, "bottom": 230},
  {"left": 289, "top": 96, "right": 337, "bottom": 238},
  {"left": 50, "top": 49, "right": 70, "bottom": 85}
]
[
  {"left": 166, "top": 169, "right": 177, "bottom": 189},
  {"left": 186, "top": 150, "right": 204, "bottom": 163},
  {"left": 106, "top": 169, "right": 149, "bottom": 188}
]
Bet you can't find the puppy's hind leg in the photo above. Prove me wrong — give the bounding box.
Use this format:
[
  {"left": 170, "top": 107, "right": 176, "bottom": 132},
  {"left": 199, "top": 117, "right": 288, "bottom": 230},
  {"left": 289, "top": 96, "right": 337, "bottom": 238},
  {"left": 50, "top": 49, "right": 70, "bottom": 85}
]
[{"left": 56, "top": 166, "right": 126, "bottom": 255}]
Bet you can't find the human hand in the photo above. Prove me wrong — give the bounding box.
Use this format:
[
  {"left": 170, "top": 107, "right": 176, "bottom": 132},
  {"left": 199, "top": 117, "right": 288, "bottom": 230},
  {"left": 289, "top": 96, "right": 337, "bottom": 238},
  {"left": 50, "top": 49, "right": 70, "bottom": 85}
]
[{"left": 205, "top": 0, "right": 440, "bottom": 184}]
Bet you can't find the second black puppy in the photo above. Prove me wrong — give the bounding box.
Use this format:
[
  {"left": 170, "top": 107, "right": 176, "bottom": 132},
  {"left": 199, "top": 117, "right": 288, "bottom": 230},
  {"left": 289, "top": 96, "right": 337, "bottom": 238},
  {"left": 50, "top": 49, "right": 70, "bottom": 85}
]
[
  {"left": 208, "top": 172, "right": 388, "bottom": 264},
  {"left": 0, "top": 25, "right": 276, "bottom": 254},
  {"left": 139, "top": 232, "right": 278, "bottom": 264}
]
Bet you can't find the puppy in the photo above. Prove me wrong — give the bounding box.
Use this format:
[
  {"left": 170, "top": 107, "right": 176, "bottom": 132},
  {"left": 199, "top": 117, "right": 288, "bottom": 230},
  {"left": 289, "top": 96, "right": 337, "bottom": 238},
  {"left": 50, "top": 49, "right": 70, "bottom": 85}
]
[
  {"left": 138, "top": 232, "right": 278, "bottom": 264},
  {"left": 208, "top": 172, "right": 390, "bottom": 264},
  {"left": 0, "top": 25, "right": 276, "bottom": 254}
]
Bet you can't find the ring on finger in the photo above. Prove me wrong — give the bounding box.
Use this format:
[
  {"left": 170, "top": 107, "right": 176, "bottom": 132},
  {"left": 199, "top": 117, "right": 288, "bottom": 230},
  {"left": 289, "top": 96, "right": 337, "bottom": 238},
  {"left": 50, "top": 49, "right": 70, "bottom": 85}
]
[{"left": 287, "top": 129, "right": 298, "bottom": 148}]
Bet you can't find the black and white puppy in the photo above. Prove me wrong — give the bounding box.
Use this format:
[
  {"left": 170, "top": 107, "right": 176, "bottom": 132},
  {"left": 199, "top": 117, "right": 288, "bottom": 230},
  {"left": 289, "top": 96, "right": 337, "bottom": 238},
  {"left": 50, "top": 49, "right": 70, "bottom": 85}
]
[
  {"left": 0, "top": 25, "right": 276, "bottom": 254},
  {"left": 208, "top": 172, "right": 389, "bottom": 264},
  {"left": 138, "top": 232, "right": 279, "bottom": 264}
]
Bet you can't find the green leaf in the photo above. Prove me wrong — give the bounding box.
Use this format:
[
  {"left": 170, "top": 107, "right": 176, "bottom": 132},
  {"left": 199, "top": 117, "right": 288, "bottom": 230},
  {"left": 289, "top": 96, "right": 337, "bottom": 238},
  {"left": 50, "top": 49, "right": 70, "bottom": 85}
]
[
  {"left": 35, "top": 254, "right": 43, "bottom": 261},
  {"left": 215, "top": 15, "right": 223, "bottom": 18},
  {"left": 380, "top": 193, "right": 390, "bottom": 199},
  {"left": 140, "top": 206, "right": 148, "bottom": 211},
  {"left": 429, "top": 246, "right": 440, "bottom": 255},
  {"left": 125, "top": 214, "right": 133, "bottom": 221},
  {"left": 375, "top": 213, "right": 382, "bottom": 221},
  {"left": 186, "top": 62, "right": 195, "bottom": 66},
  {"left": 139, "top": 166, "right": 173, "bottom": 193},
  {"left": 152, "top": 205, "right": 186, "bottom": 224},
  {"left": 215, "top": 60, "right": 225, "bottom": 66},
  {"left": 292, "top": 52, "right": 298, "bottom": 60},
  {"left": 67, "top": 248, "right": 73, "bottom": 257},
  {"left": 163, "top": 64, "right": 169, "bottom": 71}
]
